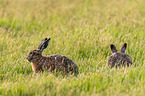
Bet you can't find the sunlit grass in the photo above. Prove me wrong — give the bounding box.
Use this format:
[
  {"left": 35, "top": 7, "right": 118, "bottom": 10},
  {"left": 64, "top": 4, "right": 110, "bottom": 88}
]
[{"left": 0, "top": 0, "right": 145, "bottom": 95}]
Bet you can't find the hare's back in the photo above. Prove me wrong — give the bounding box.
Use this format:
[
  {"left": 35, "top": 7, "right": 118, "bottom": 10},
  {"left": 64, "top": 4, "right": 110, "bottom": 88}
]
[
  {"left": 48, "top": 55, "right": 77, "bottom": 66},
  {"left": 107, "top": 52, "right": 132, "bottom": 67},
  {"left": 48, "top": 55, "right": 78, "bottom": 73}
]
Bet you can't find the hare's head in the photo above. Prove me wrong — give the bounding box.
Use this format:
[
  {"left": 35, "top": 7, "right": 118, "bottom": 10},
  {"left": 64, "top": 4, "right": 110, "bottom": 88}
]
[
  {"left": 26, "top": 38, "right": 51, "bottom": 62},
  {"left": 108, "top": 43, "right": 132, "bottom": 67}
]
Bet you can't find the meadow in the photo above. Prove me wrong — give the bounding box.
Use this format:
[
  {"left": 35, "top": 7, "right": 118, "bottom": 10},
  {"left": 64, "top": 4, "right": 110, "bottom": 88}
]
[{"left": 0, "top": 0, "right": 145, "bottom": 95}]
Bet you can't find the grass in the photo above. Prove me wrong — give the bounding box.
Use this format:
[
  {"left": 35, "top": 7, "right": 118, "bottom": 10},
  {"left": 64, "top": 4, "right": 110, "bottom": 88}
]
[{"left": 0, "top": 0, "right": 145, "bottom": 95}]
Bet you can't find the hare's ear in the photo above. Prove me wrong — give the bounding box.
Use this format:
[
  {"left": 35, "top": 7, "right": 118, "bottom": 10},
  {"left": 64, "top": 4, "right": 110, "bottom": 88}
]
[
  {"left": 110, "top": 44, "right": 117, "bottom": 53},
  {"left": 38, "top": 38, "right": 51, "bottom": 52},
  {"left": 121, "top": 43, "right": 127, "bottom": 53},
  {"left": 38, "top": 38, "right": 47, "bottom": 49}
]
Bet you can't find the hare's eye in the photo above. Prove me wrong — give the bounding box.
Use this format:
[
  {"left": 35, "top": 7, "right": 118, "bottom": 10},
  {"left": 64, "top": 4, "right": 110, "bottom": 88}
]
[
  {"left": 36, "top": 54, "right": 40, "bottom": 56},
  {"left": 30, "top": 52, "right": 33, "bottom": 54}
]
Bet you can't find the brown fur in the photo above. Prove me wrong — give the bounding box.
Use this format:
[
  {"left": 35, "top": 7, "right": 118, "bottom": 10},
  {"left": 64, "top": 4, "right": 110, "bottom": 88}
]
[
  {"left": 26, "top": 38, "right": 78, "bottom": 75},
  {"left": 107, "top": 43, "right": 132, "bottom": 67}
]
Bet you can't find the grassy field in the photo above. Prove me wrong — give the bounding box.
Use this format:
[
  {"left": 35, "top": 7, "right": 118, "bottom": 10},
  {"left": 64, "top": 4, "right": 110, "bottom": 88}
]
[{"left": 0, "top": 0, "right": 145, "bottom": 95}]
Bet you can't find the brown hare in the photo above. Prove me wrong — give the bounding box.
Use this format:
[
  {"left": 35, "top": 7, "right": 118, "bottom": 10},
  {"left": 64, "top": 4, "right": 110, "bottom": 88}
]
[
  {"left": 26, "top": 38, "right": 78, "bottom": 75},
  {"left": 107, "top": 43, "right": 132, "bottom": 67}
]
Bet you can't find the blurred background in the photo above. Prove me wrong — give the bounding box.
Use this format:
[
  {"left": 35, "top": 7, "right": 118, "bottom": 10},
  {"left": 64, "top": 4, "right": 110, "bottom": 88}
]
[{"left": 0, "top": 0, "right": 145, "bottom": 95}]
